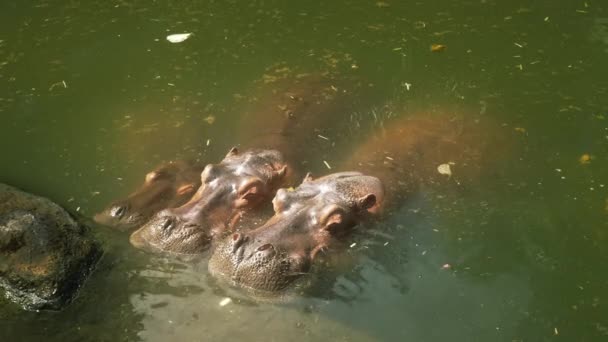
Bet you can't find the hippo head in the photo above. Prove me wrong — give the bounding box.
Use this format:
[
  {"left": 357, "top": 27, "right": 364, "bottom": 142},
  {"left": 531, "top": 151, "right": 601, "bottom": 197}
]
[
  {"left": 129, "top": 148, "right": 288, "bottom": 257},
  {"left": 94, "top": 160, "right": 201, "bottom": 231},
  {"left": 208, "top": 172, "right": 384, "bottom": 297}
]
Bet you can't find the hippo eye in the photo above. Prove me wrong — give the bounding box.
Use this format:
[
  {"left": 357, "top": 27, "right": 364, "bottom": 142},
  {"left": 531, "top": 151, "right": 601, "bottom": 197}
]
[
  {"left": 319, "top": 205, "right": 348, "bottom": 232},
  {"left": 110, "top": 205, "right": 127, "bottom": 218},
  {"left": 235, "top": 178, "right": 265, "bottom": 208}
]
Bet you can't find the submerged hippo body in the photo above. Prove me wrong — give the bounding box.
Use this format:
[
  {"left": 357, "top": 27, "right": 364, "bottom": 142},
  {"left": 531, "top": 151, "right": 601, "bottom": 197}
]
[
  {"left": 129, "top": 148, "right": 288, "bottom": 257},
  {"left": 208, "top": 172, "right": 383, "bottom": 297},
  {"left": 207, "top": 112, "right": 510, "bottom": 298},
  {"left": 96, "top": 69, "right": 365, "bottom": 232},
  {"left": 341, "top": 112, "right": 510, "bottom": 203},
  {"left": 235, "top": 68, "right": 369, "bottom": 179},
  {"left": 94, "top": 160, "right": 202, "bottom": 231}
]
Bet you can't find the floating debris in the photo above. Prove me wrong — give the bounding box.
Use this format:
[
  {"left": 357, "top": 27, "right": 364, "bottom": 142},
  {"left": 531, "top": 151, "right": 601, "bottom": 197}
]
[
  {"left": 579, "top": 154, "right": 593, "bottom": 164},
  {"left": 441, "top": 263, "right": 451, "bottom": 270},
  {"left": 317, "top": 134, "right": 329, "bottom": 141},
  {"left": 166, "top": 33, "right": 192, "bottom": 43},
  {"left": 437, "top": 163, "right": 452, "bottom": 176},
  {"left": 430, "top": 44, "right": 447, "bottom": 52},
  {"left": 219, "top": 297, "right": 232, "bottom": 307},
  {"left": 49, "top": 80, "right": 68, "bottom": 91},
  {"left": 514, "top": 127, "right": 526, "bottom": 133},
  {"left": 203, "top": 115, "right": 216, "bottom": 125},
  {"left": 350, "top": 242, "right": 357, "bottom": 248},
  {"left": 323, "top": 160, "right": 332, "bottom": 169}
]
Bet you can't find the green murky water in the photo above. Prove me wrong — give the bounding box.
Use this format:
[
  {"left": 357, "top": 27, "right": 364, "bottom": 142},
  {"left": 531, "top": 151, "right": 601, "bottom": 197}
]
[{"left": 1, "top": 1, "right": 607, "bottom": 341}]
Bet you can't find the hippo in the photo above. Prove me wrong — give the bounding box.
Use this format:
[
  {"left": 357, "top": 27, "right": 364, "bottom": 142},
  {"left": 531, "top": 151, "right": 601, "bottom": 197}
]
[
  {"left": 94, "top": 160, "right": 202, "bottom": 231},
  {"left": 129, "top": 148, "right": 289, "bottom": 257},
  {"left": 95, "top": 69, "right": 365, "bottom": 232},
  {"left": 208, "top": 172, "right": 383, "bottom": 298},
  {"left": 207, "top": 112, "right": 510, "bottom": 298}
]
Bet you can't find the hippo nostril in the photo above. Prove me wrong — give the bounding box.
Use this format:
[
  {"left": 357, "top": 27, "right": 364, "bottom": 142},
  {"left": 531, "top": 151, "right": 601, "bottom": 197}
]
[
  {"left": 257, "top": 243, "right": 273, "bottom": 252},
  {"left": 110, "top": 205, "right": 127, "bottom": 219},
  {"left": 161, "top": 217, "right": 174, "bottom": 232},
  {"left": 231, "top": 233, "right": 247, "bottom": 253}
]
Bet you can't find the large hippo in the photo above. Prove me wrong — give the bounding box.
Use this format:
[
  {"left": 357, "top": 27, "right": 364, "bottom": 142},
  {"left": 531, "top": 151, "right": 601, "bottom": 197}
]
[
  {"left": 94, "top": 160, "right": 202, "bottom": 231},
  {"left": 95, "top": 67, "right": 365, "bottom": 233},
  {"left": 129, "top": 148, "right": 288, "bottom": 258},
  {"left": 207, "top": 111, "right": 510, "bottom": 298},
  {"left": 208, "top": 172, "right": 383, "bottom": 298},
  {"left": 0, "top": 184, "right": 102, "bottom": 311}
]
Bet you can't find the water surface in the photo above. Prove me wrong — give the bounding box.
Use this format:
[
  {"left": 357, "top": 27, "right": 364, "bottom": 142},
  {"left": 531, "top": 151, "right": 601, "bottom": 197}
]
[{"left": 1, "top": 1, "right": 607, "bottom": 341}]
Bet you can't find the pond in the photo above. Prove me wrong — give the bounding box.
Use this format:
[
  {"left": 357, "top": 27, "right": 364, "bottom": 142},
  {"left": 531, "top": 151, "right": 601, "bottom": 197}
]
[{"left": 1, "top": 0, "right": 607, "bottom": 341}]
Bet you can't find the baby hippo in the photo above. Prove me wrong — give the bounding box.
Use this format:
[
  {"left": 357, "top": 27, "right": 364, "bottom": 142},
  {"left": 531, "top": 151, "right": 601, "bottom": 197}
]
[
  {"left": 129, "top": 148, "right": 289, "bottom": 257},
  {"left": 208, "top": 172, "right": 383, "bottom": 298},
  {"left": 94, "top": 160, "right": 203, "bottom": 231}
]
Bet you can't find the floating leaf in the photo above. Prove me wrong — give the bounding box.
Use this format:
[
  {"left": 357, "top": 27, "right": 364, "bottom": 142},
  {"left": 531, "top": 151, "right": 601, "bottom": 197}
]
[
  {"left": 431, "top": 44, "right": 447, "bottom": 52},
  {"left": 203, "top": 115, "right": 215, "bottom": 125},
  {"left": 579, "top": 154, "right": 593, "bottom": 164},
  {"left": 219, "top": 297, "right": 232, "bottom": 307},
  {"left": 437, "top": 163, "right": 452, "bottom": 176},
  {"left": 166, "top": 33, "right": 192, "bottom": 43}
]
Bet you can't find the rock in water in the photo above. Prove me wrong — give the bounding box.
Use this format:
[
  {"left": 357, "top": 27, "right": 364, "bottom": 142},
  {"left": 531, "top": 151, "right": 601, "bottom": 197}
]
[{"left": 0, "top": 183, "right": 102, "bottom": 311}]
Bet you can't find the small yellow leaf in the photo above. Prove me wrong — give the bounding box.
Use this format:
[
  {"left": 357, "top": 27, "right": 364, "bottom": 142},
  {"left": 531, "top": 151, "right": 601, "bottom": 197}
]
[
  {"left": 203, "top": 115, "right": 216, "bottom": 125},
  {"left": 514, "top": 127, "right": 526, "bottom": 133},
  {"left": 437, "top": 163, "right": 452, "bottom": 176},
  {"left": 579, "top": 154, "right": 593, "bottom": 164},
  {"left": 431, "top": 44, "right": 447, "bottom": 52}
]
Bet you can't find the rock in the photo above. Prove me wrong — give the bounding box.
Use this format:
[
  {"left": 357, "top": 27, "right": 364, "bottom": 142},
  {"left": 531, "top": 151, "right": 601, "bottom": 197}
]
[{"left": 0, "top": 183, "right": 102, "bottom": 311}]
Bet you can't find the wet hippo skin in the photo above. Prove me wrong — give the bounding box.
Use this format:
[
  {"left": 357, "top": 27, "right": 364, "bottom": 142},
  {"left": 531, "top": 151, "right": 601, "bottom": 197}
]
[
  {"left": 208, "top": 172, "right": 383, "bottom": 298},
  {"left": 207, "top": 112, "right": 510, "bottom": 298},
  {"left": 129, "top": 148, "right": 288, "bottom": 258},
  {"left": 94, "top": 160, "right": 202, "bottom": 231},
  {"left": 340, "top": 112, "right": 510, "bottom": 204},
  {"left": 96, "top": 70, "right": 365, "bottom": 232}
]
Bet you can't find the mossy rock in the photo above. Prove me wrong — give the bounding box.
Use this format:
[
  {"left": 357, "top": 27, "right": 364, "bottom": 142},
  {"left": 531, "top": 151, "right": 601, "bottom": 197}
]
[{"left": 0, "top": 183, "right": 103, "bottom": 311}]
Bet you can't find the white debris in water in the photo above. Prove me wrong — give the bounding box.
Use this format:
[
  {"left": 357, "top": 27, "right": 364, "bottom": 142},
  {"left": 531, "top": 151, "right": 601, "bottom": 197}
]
[
  {"left": 323, "top": 160, "right": 332, "bottom": 169},
  {"left": 437, "top": 163, "right": 452, "bottom": 176},
  {"left": 350, "top": 242, "right": 357, "bottom": 248},
  {"left": 219, "top": 297, "right": 232, "bottom": 307},
  {"left": 404, "top": 82, "right": 412, "bottom": 91},
  {"left": 317, "top": 134, "right": 329, "bottom": 140},
  {"left": 166, "top": 33, "right": 192, "bottom": 43}
]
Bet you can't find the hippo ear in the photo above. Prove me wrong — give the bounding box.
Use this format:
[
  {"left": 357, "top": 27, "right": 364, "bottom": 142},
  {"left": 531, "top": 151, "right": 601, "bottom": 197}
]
[
  {"left": 356, "top": 194, "right": 377, "bottom": 212},
  {"left": 302, "top": 172, "right": 313, "bottom": 183},
  {"left": 275, "top": 165, "right": 288, "bottom": 179},
  {"left": 226, "top": 146, "right": 239, "bottom": 157}
]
